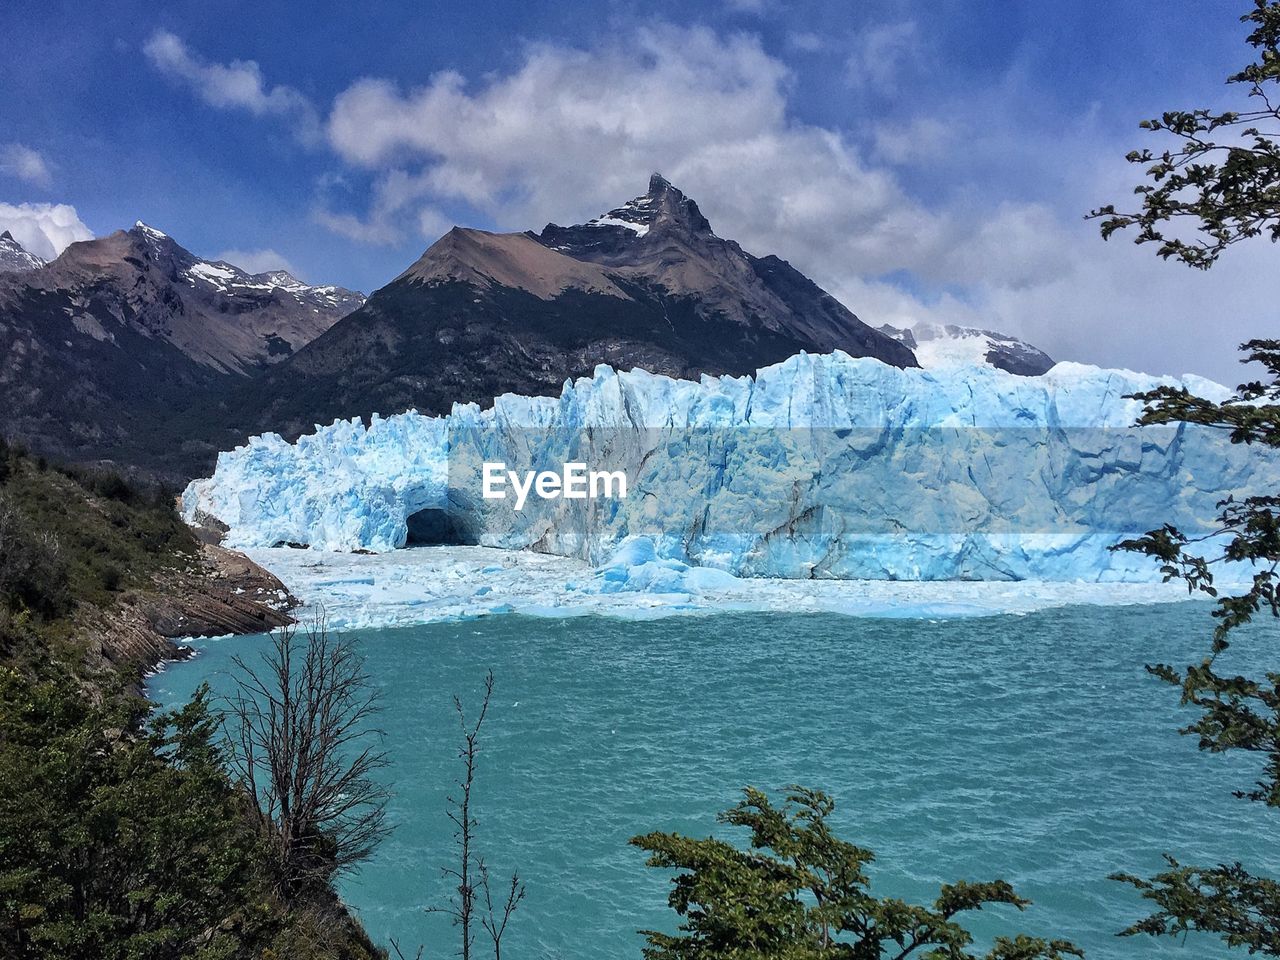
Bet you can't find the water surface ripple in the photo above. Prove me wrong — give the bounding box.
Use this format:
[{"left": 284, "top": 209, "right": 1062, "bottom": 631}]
[{"left": 151, "top": 604, "right": 1276, "bottom": 959}]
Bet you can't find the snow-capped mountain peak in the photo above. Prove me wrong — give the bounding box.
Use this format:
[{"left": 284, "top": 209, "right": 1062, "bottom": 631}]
[
  {"left": 0, "top": 230, "right": 46, "bottom": 273},
  {"left": 14, "top": 222, "right": 366, "bottom": 377},
  {"left": 254, "top": 269, "right": 311, "bottom": 293},
  {"left": 561, "top": 172, "right": 715, "bottom": 244},
  {"left": 180, "top": 256, "right": 365, "bottom": 310},
  {"left": 879, "top": 322, "right": 1055, "bottom": 376},
  {"left": 133, "top": 221, "right": 169, "bottom": 240}
]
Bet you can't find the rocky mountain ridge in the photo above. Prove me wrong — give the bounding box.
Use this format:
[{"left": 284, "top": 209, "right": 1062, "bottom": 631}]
[
  {"left": 238, "top": 174, "right": 918, "bottom": 440},
  {"left": 11, "top": 222, "right": 365, "bottom": 373},
  {"left": 0, "top": 230, "right": 45, "bottom": 273},
  {"left": 0, "top": 225, "right": 364, "bottom": 476}
]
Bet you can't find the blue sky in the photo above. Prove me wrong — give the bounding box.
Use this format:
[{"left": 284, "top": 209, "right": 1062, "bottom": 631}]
[{"left": 1, "top": 0, "right": 1275, "bottom": 381}]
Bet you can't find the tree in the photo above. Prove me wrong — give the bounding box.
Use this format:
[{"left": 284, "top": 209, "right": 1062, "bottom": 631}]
[
  {"left": 631, "top": 785, "right": 1080, "bottom": 960},
  {"left": 1093, "top": 1, "right": 1280, "bottom": 952},
  {"left": 1106, "top": 344, "right": 1280, "bottom": 953},
  {"left": 0, "top": 671, "right": 269, "bottom": 959},
  {"left": 224, "top": 617, "right": 390, "bottom": 898},
  {"left": 1090, "top": 1, "right": 1280, "bottom": 268},
  {"left": 427, "top": 670, "right": 525, "bottom": 960}
]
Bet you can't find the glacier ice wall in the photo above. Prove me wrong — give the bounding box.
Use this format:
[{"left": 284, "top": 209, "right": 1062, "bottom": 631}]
[{"left": 182, "top": 351, "right": 1270, "bottom": 582}]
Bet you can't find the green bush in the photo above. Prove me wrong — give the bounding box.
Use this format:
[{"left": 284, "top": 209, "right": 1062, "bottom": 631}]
[
  {"left": 99, "top": 564, "right": 123, "bottom": 593},
  {"left": 0, "top": 496, "right": 71, "bottom": 620},
  {"left": 0, "top": 673, "right": 274, "bottom": 959}
]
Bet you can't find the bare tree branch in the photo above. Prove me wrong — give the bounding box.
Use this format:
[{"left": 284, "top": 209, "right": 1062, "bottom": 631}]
[
  {"left": 223, "top": 614, "right": 391, "bottom": 898},
  {"left": 427, "top": 670, "right": 523, "bottom": 960}
]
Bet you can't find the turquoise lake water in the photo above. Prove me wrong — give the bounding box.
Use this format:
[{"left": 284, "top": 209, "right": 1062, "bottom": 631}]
[{"left": 149, "top": 604, "right": 1276, "bottom": 959}]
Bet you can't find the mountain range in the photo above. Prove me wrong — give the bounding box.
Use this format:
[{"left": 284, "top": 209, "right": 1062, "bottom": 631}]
[
  {"left": 0, "top": 223, "right": 363, "bottom": 475},
  {"left": 0, "top": 176, "right": 1053, "bottom": 480}
]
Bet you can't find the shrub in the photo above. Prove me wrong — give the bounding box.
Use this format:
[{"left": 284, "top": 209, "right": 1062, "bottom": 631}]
[
  {"left": 634, "top": 786, "right": 1082, "bottom": 960},
  {"left": 0, "top": 674, "right": 276, "bottom": 959},
  {"left": 99, "top": 564, "right": 123, "bottom": 593},
  {"left": 0, "top": 496, "right": 71, "bottom": 619}
]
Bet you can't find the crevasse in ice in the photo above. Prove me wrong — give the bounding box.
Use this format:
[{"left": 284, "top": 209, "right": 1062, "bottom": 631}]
[{"left": 182, "top": 351, "right": 1268, "bottom": 582}]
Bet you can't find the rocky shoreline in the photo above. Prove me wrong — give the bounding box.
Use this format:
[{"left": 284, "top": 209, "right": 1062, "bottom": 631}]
[{"left": 78, "top": 542, "right": 296, "bottom": 691}]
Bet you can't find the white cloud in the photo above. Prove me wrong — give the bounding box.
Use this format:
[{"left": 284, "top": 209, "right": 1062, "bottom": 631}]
[
  {"left": 0, "top": 144, "right": 52, "bottom": 188},
  {"left": 844, "top": 21, "right": 921, "bottom": 93},
  {"left": 143, "top": 30, "right": 319, "bottom": 142},
  {"left": 314, "top": 24, "right": 1280, "bottom": 381},
  {"left": 871, "top": 116, "right": 953, "bottom": 165},
  {"left": 827, "top": 218, "right": 1280, "bottom": 385},
  {"left": 785, "top": 32, "right": 825, "bottom": 53},
  {"left": 313, "top": 173, "right": 455, "bottom": 246},
  {"left": 973, "top": 227, "right": 1280, "bottom": 385},
  {"left": 0, "top": 202, "right": 93, "bottom": 260},
  {"left": 116, "top": 22, "right": 1265, "bottom": 383},
  {"left": 417, "top": 206, "right": 454, "bottom": 242},
  {"left": 321, "top": 26, "right": 1059, "bottom": 287},
  {"left": 310, "top": 206, "right": 402, "bottom": 245},
  {"left": 724, "top": 0, "right": 770, "bottom": 14},
  {"left": 216, "top": 247, "right": 300, "bottom": 276}
]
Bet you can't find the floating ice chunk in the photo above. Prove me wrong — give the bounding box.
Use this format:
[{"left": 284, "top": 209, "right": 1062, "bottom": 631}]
[{"left": 237, "top": 545, "right": 1211, "bottom": 631}]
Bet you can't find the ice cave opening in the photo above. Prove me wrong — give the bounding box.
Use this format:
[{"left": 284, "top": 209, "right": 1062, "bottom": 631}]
[{"left": 404, "top": 507, "right": 474, "bottom": 547}]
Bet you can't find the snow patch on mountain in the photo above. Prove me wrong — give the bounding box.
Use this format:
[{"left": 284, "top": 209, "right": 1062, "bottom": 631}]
[
  {"left": 880, "top": 322, "right": 1055, "bottom": 376},
  {"left": 581, "top": 185, "right": 661, "bottom": 237},
  {"left": 0, "top": 230, "right": 46, "bottom": 273},
  {"left": 187, "top": 260, "right": 240, "bottom": 287},
  {"left": 587, "top": 215, "right": 650, "bottom": 237}
]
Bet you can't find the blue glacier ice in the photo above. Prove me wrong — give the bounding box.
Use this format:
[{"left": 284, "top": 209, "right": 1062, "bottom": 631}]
[{"left": 182, "top": 351, "right": 1271, "bottom": 582}]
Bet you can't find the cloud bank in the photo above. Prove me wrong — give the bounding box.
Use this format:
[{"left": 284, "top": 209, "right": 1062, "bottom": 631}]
[
  {"left": 323, "top": 27, "right": 1058, "bottom": 286},
  {"left": 143, "top": 30, "right": 319, "bottom": 142},
  {"left": 0, "top": 202, "right": 93, "bottom": 260},
  {"left": 144, "top": 25, "right": 1280, "bottom": 382}
]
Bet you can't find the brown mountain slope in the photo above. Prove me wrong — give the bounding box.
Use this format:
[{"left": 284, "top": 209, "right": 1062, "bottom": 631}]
[
  {"left": 0, "top": 224, "right": 364, "bottom": 477},
  {"left": 235, "top": 175, "right": 917, "bottom": 440}
]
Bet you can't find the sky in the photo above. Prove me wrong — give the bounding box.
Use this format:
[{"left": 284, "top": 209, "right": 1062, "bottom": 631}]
[{"left": 1, "top": 0, "right": 1277, "bottom": 383}]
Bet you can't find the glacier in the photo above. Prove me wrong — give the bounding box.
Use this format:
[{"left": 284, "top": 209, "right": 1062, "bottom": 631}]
[{"left": 182, "top": 351, "right": 1269, "bottom": 583}]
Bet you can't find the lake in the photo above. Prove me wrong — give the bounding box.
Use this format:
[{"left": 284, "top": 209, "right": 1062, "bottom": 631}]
[{"left": 150, "top": 603, "right": 1274, "bottom": 958}]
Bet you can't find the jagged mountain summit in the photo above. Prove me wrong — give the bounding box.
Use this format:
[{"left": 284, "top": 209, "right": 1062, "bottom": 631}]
[
  {"left": 245, "top": 174, "right": 917, "bottom": 439},
  {"left": 0, "top": 224, "right": 364, "bottom": 476},
  {"left": 0, "top": 230, "right": 46, "bottom": 273},
  {"left": 535, "top": 174, "right": 899, "bottom": 353},
  {"left": 878, "top": 322, "right": 1055, "bottom": 376},
  {"left": 20, "top": 222, "right": 366, "bottom": 373}
]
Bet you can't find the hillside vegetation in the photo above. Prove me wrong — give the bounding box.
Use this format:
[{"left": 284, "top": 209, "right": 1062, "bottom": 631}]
[{"left": 0, "top": 440, "right": 382, "bottom": 959}]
